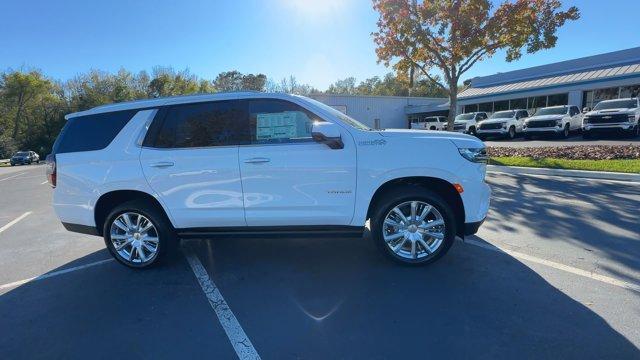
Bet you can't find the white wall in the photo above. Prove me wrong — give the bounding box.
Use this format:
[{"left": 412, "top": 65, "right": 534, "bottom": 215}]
[{"left": 311, "top": 94, "right": 446, "bottom": 129}]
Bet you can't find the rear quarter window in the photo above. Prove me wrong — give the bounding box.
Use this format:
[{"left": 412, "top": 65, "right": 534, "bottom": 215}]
[{"left": 53, "top": 110, "right": 138, "bottom": 154}]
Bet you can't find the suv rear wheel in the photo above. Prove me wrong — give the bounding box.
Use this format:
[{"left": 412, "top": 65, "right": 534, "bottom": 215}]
[
  {"left": 370, "top": 186, "right": 456, "bottom": 266},
  {"left": 103, "top": 200, "right": 175, "bottom": 268}
]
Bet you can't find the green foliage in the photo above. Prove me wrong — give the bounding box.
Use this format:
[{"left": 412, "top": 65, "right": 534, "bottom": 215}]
[
  {"left": 334, "top": 72, "right": 447, "bottom": 97},
  {"left": 490, "top": 157, "right": 640, "bottom": 174}
]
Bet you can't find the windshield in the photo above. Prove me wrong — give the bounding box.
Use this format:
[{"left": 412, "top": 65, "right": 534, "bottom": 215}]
[
  {"left": 536, "top": 107, "right": 568, "bottom": 116},
  {"left": 593, "top": 99, "right": 638, "bottom": 110},
  {"left": 455, "top": 114, "right": 475, "bottom": 121},
  {"left": 490, "top": 110, "right": 515, "bottom": 119},
  {"left": 303, "top": 97, "right": 372, "bottom": 130},
  {"left": 15, "top": 152, "right": 29, "bottom": 156}
]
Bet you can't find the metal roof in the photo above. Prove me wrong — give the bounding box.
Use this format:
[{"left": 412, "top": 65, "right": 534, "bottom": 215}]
[{"left": 459, "top": 62, "right": 640, "bottom": 100}]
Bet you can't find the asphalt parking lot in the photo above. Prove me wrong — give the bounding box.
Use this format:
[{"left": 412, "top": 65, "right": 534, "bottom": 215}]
[{"left": 1, "top": 164, "right": 639, "bottom": 359}]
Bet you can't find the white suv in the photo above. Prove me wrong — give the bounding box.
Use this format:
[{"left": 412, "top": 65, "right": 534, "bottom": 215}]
[
  {"left": 476, "top": 109, "right": 528, "bottom": 140},
  {"left": 47, "top": 92, "right": 490, "bottom": 268},
  {"left": 523, "top": 105, "right": 582, "bottom": 139},
  {"left": 582, "top": 98, "right": 640, "bottom": 138}
]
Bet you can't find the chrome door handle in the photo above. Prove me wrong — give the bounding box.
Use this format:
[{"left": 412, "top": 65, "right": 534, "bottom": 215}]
[
  {"left": 244, "top": 157, "right": 270, "bottom": 164},
  {"left": 150, "top": 161, "right": 174, "bottom": 168}
]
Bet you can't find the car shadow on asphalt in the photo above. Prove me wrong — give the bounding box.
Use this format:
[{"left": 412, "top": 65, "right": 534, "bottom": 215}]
[
  {"left": 184, "top": 232, "right": 639, "bottom": 359},
  {"left": 485, "top": 173, "right": 640, "bottom": 283},
  {"left": 1, "top": 234, "right": 638, "bottom": 359}
]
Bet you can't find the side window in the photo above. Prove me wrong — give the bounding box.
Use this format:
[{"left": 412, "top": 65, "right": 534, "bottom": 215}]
[
  {"left": 572, "top": 106, "right": 580, "bottom": 116},
  {"left": 154, "top": 100, "right": 249, "bottom": 148},
  {"left": 519, "top": 110, "right": 528, "bottom": 119},
  {"left": 53, "top": 110, "right": 138, "bottom": 154},
  {"left": 248, "top": 99, "right": 322, "bottom": 144}
]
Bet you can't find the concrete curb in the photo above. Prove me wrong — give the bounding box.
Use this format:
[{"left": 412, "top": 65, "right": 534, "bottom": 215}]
[{"left": 487, "top": 164, "right": 640, "bottom": 183}]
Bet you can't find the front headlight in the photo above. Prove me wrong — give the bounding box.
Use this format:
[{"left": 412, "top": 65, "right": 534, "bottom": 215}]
[
  {"left": 459, "top": 147, "right": 489, "bottom": 163},
  {"left": 556, "top": 119, "right": 563, "bottom": 127},
  {"left": 629, "top": 115, "right": 636, "bottom": 122}
]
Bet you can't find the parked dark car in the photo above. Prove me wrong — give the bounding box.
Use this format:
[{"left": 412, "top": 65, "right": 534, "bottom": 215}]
[{"left": 10, "top": 151, "right": 40, "bottom": 166}]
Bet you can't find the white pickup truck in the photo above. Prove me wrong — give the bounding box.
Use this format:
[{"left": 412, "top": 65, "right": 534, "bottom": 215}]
[
  {"left": 410, "top": 116, "right": 448, "bottom": 131},
  {"left": 582, "top": 98, "right": 640, "bottom": 138},
  {"left": 47, "top": 92, "right": 491, "bottom": 268},
  {"left": 476, "top": 109, "right": 529, "bottom": 140}
]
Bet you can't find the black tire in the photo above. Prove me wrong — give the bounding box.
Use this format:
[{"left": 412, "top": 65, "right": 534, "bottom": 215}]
[
  {"left": 506, "top": 126, "right": 516, "bottom": 139},
  {"left": 103, "top": 199, "right": 176, "bottom": 269},
  {"left": 370, "top": 185, "right": 456, "bottom": 266},
  {"left": 468, "top": 126, "right": 477, "bottom": 136},
  {"left": 560, "top": 123, "right": 570, "bottom": 139},
  {"left": 629, "top": 125, "right": 639, "bottom": 138}
]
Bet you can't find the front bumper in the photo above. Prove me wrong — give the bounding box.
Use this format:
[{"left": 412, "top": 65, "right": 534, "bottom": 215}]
[
  {"left": 523, "top": 127, "right": 563, "bottom": 134},
  {"left": 477, "top": 129, "right": 508, "bottom": 136},
  {"left": 583, "top": 123, "right": 635, "bottom": 132}
]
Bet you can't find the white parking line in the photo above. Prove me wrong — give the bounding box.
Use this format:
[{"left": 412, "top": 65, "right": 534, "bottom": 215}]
[
  {"left": 40, "top": 180, "right": 49, "bottom": 185},
  {"left": 183, "top": 245, "right": 261, "bottom": 360},
  {"left": 0, "top": 258, "right": 114, "bottom": 291},
  {"left": 0, "top": 212, "right": 32, "bottom": 234},
  {"left": 0, "top": 172, "right": 27, "bottom": 182},
  {"left": 465, "top": 238, "right": 640, "bottom": 293}
]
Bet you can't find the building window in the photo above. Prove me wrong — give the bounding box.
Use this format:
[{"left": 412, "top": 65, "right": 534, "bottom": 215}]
[
  {"left": 478, "top": 102, "right": 493, "bottom": 113},
  {"left": 547, "top": 93, "right": 568, "bottom": 107},
  {"left": 620, "top": 85, "right": 640, "bottom": 98},
  {"left": 592, "top": 87, "right": 619, "bottom": 106},
  {"left": 493, "top": 100, "right": 509, "bottom": 111},
  {"left": 509, "top": 98, "right": 527, "bottom": 109},
  {"left": 527, "top": 96, "right": 547, "bottom": 115},
  {"left": 463, "top": 104, "right": 478, "bottom": 113}
]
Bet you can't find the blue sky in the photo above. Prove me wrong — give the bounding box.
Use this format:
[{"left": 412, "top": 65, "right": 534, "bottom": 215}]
[{"left": 1, "top": 0, "right": 639, "bottom": 90}]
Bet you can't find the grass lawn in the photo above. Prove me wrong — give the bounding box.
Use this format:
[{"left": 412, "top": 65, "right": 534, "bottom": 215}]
[{"left": 490, "top": 157, "right": 640, "bottom": 174}]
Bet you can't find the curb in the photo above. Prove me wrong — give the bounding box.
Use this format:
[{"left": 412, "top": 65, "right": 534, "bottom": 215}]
[{"left": 487, "top": 165, "right": 640, "bottom": 183}]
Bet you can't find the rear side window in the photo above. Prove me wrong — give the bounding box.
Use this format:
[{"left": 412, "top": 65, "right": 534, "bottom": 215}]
[
  {"left": 53, "top": 110, "right": 138, "bottom": 154},
  {"left": 153, "top": 100, "right": 249, "bottom": 148},
  {"left": 248, "top": 99, "right": 322, "bottom": 144}
]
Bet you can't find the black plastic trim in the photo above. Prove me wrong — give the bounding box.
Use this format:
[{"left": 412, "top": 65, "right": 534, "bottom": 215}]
[
  {"left": 177, "top": 225, "right": 365, "bottom": 239},
  {"left": 62, "top": 222, "right": 100, "bottom": 236},
  {"left": 463, "top": 219, "right": 485, "bottom": 236}
]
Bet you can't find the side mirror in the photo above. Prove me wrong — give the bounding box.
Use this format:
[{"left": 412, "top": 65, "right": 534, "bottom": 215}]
[
  {"left": 312, "top": 122, "right": 344, "bottom": 149},
  {"left": 583, "top": 107, "right": 591, "bottom": 113}
]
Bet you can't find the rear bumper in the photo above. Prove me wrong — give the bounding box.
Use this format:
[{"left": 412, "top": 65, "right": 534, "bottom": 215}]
[{"left": 464, "top": 218, "right": 485, "bottom": 236}]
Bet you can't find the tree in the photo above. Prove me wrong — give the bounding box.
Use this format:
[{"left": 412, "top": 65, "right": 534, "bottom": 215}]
[
  {"left": 266, "top": 76, "right": 318, "bottom": 96},
  {"left": 1, "top": 71, "right": 51, "bottom": 138},
  {"left": 214, "top": 71, "right": 267, "bottom": 92},
  {"left": 326, "top": 77, "right": 357, "bottom": 95},
  {"left": 372, "top": 0, "right": 579, "bottom": 129}
]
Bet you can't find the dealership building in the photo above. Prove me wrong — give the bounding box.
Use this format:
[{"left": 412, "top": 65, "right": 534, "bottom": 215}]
[{"left": 313, "top": 47, "right": 640, "bottom": 129}]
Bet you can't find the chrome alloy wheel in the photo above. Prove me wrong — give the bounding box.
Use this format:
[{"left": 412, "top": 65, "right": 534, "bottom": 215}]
[
  {"left": 382, "top": 201, "right": 446, "bottom": 260},
  {"left": 109, "top": 212, "right": 159, "bottom": 264}
]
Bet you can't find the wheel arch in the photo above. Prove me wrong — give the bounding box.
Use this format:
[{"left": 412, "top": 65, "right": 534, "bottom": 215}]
[
  {"left": 366, "top": 176, "right": 465, "bottom": 237},
  {"left": 94, "top": 190, "right": 173, "bottom": 236}
]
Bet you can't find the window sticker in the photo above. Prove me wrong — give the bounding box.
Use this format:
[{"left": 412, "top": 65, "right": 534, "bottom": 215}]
[{"left": 256, "top": 111, "right": 312, "bottom": 140}]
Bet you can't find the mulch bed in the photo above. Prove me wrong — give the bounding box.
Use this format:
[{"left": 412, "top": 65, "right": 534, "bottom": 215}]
[{"left": 487, "top": 145, "right": 640, "bottom": 160}]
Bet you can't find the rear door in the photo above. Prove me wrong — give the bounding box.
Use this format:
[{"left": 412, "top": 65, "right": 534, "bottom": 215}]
[
  {"left": 140, "top": 100, "right": 249, "bottom": 229},
  {"left": 238, "top": 98, "right": 357, "bottom": 226}
]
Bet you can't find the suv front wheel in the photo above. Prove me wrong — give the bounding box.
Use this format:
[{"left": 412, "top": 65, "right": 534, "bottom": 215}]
[
  {"left": 103, "top": 200, "right": 174, "bottom": 268},
  {"left": 370, "top": 186, "right": 456, "bottom": 265}
]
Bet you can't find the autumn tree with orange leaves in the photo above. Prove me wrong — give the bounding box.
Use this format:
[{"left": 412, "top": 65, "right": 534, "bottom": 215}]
[{"left": 372, "top": 0, "right": 580, "bottom": 130}]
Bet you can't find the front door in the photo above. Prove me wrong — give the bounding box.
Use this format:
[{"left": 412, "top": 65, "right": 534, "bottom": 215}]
[
  {"left": 238, "top": 98, "right": 357, "bottom": 226},
  {"left": 140, "top": 100, "right": 249, "bottom": 229}
]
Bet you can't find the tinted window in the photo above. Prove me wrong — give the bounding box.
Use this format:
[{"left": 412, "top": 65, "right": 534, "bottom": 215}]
[
  {"left": 248, "top": 99, "right": 322, "bottom": 144},
  {"left": 154, "top": 101, "right": 249, "bottom": 148},
  {"left": 53, "top": 110, "right": 137, "bottom": 154},
  {"left": 490, "top": 110, "right": 515, "bottom": 119},
  {"left": 593, "top": 99, "right": 638, "bottom": 110}
]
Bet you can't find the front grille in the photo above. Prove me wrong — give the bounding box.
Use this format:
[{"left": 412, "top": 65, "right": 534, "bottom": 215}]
[
  {"left": 585, "top": 114, "right": 628, "bottom": 124},
  {"left": 527, "top": 120, "right": 557, "bottom": 128},
  {"left": 479, "top": 122, "right": 502, "bottom": 130},
  {"left": 453, "top": 124, "right": 465, "bottom": 130}
]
